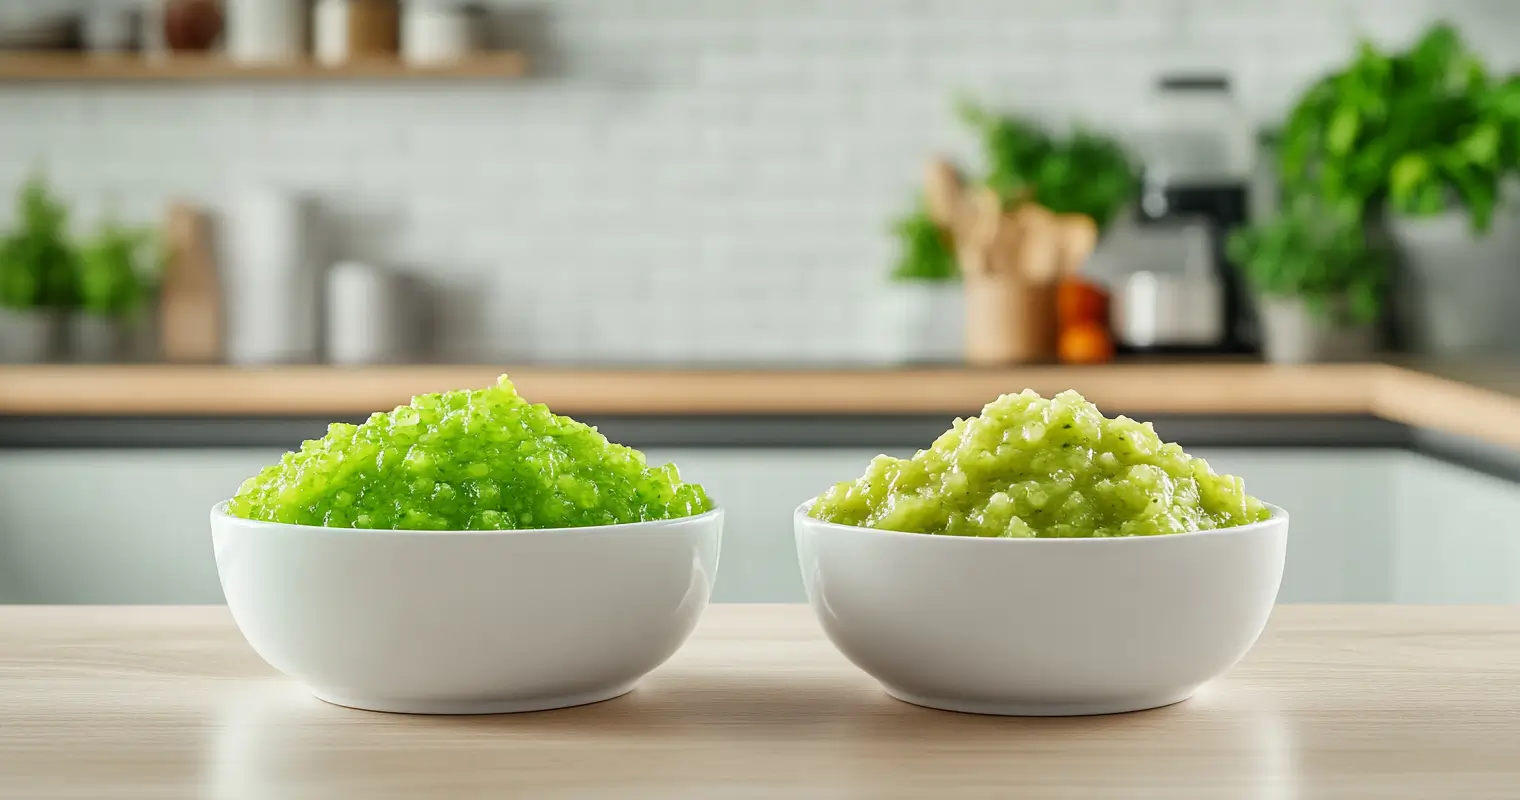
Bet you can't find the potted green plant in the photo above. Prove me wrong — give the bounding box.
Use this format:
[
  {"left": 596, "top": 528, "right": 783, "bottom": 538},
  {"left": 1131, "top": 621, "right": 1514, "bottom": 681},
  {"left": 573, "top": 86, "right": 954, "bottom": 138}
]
[
  {"left": 957, "top": 100, "right": 1138, "bottom": 233},
  {"left": 1276, "top": 22, "right": 1520, "bottom": 355},
  {"left": 873, "top": 200, "right": 962, "bottom": 364},
  {"left": 1226, "top": 200, "right": 1387, "bottom": 364},
  {"left": 0, "top": 177, "right": 77, "bottom": 364},
  {"left": 72, "top": 220, "right": 159, "bottom": 362}
]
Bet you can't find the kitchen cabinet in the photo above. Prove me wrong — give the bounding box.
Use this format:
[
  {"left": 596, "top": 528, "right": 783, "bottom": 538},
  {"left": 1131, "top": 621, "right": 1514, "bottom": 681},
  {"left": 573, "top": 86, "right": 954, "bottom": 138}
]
[
  {"left": 0, "top": 446, "right": 1512, "bottom": 605},
  {"left": 0, "top": 450, "right": 267, "bottom": 604},
  {"left": 1392, "top": 453, "right": 1520, "bottom": 604}
]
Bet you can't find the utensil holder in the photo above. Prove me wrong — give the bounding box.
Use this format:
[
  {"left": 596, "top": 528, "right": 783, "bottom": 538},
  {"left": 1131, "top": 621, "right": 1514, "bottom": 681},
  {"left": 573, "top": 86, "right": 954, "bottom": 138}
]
[{"left": 964, "top": 274, "right": 1058, "bottom": 365}]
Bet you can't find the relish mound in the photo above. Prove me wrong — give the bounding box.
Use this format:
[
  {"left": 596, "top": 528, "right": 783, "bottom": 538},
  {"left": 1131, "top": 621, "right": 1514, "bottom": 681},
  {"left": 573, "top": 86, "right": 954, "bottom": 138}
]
[
  {"left": 227, "top": 375, "right": 713, "bottom": 530},
  {"left": 809, "top": 389, "right": 1270, "bottom": 538}
]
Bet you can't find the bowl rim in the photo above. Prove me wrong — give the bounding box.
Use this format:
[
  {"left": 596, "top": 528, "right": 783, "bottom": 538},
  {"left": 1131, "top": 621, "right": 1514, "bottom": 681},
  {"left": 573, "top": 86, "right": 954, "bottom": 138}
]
[
  {"left": 211, "top": 501, "right": 724, "bottom": 537},
  {"left": 794, "top": 500, "right": 1286, "bottom": 543}
]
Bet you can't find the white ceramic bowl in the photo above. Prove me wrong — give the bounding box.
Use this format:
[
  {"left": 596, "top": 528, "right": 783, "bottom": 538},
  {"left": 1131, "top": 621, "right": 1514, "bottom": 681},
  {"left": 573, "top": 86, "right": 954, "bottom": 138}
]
[
  {"left": 795, "top": 503, "right": 1288, "bottom": 716},
  {"left": 212, "top": 503, "right": 723, "bottom": 715}
]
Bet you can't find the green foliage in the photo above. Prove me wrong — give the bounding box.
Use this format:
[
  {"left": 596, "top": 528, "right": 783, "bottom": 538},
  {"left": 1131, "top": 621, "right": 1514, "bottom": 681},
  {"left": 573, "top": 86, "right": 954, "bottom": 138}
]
[
  {"left": 1278, "top": 22, "right": 1520, "bottom": 233},
  {"left": 888, "top": 202, "right": 958, "bottom": 282},
  {"left": 76, "top": 221, "right": 159, "bottom": 317},
  {"left": 0, "top": 177, "right": 78, "bottom": 310},
  {"left": 956, "top": 99, "right": 1138, "bottom": 232},
  {"left": 1226, "top": 200, "right": 1388, "bottom": 325}
]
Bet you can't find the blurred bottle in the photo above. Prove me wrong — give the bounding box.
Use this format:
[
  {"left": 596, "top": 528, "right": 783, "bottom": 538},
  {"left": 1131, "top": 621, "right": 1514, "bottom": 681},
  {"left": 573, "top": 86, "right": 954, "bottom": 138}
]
[
  {"left": 221, "top": 189, "right": 319, "bottom": 365},
  {"left": 315, "top": 0, "right": 400, "bottom": 65}
]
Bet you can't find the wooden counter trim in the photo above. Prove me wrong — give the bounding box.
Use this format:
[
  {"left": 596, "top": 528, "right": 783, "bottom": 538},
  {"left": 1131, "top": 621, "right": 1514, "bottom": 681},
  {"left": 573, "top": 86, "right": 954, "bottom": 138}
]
[
  {"left": 0, "top": 362, "right": 1514, "bottom": 449},
  {"left": 0, "top": 363, "right": 1379, "bottom": 417},
  {"left": 1374, "top": 365, "right": 1520, "bottom": 451}
]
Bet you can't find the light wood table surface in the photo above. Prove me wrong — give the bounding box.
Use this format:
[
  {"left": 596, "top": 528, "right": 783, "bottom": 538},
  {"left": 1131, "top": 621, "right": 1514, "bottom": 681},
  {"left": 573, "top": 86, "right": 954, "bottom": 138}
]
[{"left": 2, "top": 604, "right": 1519, "bottom": 799}]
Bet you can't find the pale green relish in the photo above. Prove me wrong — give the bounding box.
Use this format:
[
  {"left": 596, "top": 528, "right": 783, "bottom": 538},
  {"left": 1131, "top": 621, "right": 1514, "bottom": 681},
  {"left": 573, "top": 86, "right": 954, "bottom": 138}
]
[
  {"left": 809, "top": 389, "right": 1270, "bottom": 538},
  {"left": 227, "top": 375, "right": 712, "bottom": 530}
]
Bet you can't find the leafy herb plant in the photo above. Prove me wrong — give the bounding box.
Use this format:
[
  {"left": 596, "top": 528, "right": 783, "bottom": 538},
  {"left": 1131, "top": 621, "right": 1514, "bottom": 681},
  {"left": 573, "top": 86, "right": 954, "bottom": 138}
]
[
  {"left": 1278, "top": 22, "right": 1520, "bottom": 233},
  {"left": 957, "top": 99, "right": 1138, "bottom": 232},
  {"left": 888, "top": 202, "right": 958, "bottom": 282},
  {"left": 0, "top": 177, "right": 78, "bottom": 310},
  {"left": 1226, "top": 200, "right": 1388, "bottom": 325},
  {"left": 77, "top": 221, "right": 158, "bottom": 318}
]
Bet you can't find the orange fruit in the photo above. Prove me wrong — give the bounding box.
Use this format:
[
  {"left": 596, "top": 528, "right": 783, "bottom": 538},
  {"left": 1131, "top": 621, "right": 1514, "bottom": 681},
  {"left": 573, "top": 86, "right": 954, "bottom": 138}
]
[
  {"left": 1057, "top": 278, "right": 1109, "bottom": 329},
  {"left": 1059, "top": 321, "right": 1115, "bottom": 365}
]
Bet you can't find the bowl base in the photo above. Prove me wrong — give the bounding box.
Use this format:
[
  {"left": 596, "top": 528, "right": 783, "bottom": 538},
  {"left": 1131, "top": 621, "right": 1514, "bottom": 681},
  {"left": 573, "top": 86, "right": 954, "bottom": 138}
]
[
  {"left": 309, "top": 680, "right": 639, "bottom": 715},
  {"left": 881, "top": 684, "right": 1199, "bottom": 717}
]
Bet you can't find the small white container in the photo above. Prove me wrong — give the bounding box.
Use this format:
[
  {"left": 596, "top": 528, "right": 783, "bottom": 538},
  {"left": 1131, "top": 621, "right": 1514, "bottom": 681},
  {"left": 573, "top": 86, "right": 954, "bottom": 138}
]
[
  {"left": 326, "top": 261, "right": 405, "bottom": 365},
  {"left": 226, "top": 0, "right": 306, "bottom": 63},
  {"left": 84, "top": 4, "right": 140, "bottom": 54},
  {"left": 872, "top": 281, "right": 964, "bottom": 365},
  {"left": 313, "top": 0, "right": 348, "bottom": 65},
  {"left": 795, "top": 502, "right": 1288, "bottom": 716},
  {"left": 212, "top": 503, "right": 724, "bottom": 714},
  {"left": 402, "top": 0, "right": 475, "bottom": 65}
]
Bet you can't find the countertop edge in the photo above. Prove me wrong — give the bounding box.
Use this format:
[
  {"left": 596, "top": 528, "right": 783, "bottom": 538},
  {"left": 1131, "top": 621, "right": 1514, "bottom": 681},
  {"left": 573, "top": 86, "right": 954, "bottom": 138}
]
[
  {"left": 0, "top": 362, "right": 1382, "bottom": 416},
  {"left": 0, "top": 362, "right": 1517, "bottom": 451}
]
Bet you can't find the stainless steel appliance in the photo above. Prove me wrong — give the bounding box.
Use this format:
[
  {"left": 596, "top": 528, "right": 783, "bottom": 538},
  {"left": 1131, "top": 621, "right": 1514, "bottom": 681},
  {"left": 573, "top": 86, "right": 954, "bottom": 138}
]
[
  {"left": 1098, "top": 218, "right": 1228, "bottom": 350},
  {"left": 1133, "top": 73, "right": 1258, "bottom": 354}
]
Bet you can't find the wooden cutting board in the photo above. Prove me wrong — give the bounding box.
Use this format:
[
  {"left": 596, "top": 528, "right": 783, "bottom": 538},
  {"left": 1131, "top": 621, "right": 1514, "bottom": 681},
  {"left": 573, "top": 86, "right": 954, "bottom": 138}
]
[{"left": 158, "top": 203, "right": 222, "bottom": 363}]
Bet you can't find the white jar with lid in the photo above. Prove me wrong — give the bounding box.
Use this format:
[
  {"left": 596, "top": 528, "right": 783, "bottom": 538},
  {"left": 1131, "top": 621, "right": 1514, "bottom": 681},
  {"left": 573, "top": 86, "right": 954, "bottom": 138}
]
[
  {"left": 401, "top": 0, "right": 476, "bottom": 65},
  {"left": 226, "top": 0, "right": 306, "bottom": 63}
]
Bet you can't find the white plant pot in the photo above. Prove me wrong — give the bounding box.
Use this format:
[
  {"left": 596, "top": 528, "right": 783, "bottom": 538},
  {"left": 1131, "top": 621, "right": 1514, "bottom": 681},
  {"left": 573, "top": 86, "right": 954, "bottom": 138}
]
[
  {"left": 1387, "top": 206, "right": 1520, "bottom": 356},
  {"left": 0, "top": 309, "right": 62, "bottom": 364},
  {"left": 871, "top": 282, "right": 964, "bottom": 365},
  {"left": 67, "top": 315, "right": 129, "bottom": 363},
  {"left": 1257, "top": 296, "right": 1377, "bottom": 365}
]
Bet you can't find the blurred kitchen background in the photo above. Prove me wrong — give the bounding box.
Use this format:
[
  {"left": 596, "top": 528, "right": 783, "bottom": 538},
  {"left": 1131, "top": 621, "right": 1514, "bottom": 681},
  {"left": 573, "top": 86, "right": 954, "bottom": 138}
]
[{"left": 4, "top": 0, "right": 1520, "bottom": 606}]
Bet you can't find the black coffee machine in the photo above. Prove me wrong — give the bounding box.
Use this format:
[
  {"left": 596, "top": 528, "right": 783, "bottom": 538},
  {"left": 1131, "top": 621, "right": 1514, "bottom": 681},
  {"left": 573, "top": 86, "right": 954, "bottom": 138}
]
[{"left": 1131, "top": 74, "right": 1260, "bottom": 355}]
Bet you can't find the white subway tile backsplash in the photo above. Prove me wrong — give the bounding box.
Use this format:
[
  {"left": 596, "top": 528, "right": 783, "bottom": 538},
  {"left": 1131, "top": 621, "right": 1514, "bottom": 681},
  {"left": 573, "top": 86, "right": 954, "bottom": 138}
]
[{"left": 2, "top": 0, "right": 1516, "bottom": 362}]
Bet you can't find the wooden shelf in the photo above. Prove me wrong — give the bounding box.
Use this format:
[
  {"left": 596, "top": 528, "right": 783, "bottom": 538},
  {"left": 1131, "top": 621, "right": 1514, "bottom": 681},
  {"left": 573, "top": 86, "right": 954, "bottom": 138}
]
[{"left": 0, "top": 52, "right": 527, "bottom": 82}]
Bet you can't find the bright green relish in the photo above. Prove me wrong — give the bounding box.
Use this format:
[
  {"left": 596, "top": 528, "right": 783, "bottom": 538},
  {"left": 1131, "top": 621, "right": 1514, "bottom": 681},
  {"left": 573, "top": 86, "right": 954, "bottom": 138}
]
[
  {"left": 227, "top": 375, "right": 713, "bottom": 530},
  {"left": 809, "top": 389, "right": 1270, "bottom": 538}
]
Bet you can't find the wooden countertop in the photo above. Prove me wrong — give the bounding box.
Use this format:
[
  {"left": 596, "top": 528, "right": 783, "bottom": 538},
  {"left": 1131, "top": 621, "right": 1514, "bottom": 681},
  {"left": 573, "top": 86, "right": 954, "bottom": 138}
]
[
  {"left": 2, "top": 604, "right": 1518, "bottom": 799},
  {"left": 4, "top": 361, "right": 1520, "bottom": 448}
]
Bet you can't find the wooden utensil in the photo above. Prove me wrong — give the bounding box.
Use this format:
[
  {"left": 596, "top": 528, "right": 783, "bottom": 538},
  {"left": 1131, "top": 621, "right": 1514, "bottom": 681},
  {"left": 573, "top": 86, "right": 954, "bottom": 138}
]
[
  {"left": 923, "top": 158, "right": 965, "bottom": 231},
  {"left": 958, "top": 185, "right": 1003, "bottom": 276},
  {"left": 963, "top": 198, "right": 1062, "bottom": 366},
  {"left": 1008, "top": 203, "right": 1062, "bottom": 285},
  {"left": 1055, "top": 213, "right": 1099, "bottom": 278},
  {"left": 159, "top": 203, "right": 222, "bottom": 363}
]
